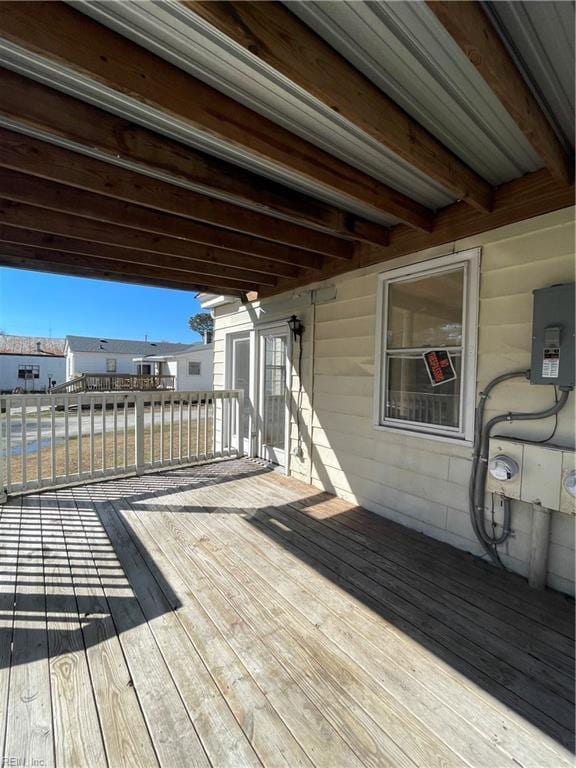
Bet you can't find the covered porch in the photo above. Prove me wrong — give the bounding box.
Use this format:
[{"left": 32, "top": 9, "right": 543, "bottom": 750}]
[
  {"left": 1, "top": 458, "right": 573, "bottom": 768},
  {"left": 0, "top": 3, "right": 574, "bottom": 766}
]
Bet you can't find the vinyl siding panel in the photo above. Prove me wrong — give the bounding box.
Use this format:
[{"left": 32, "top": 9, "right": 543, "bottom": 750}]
[{"left": 213, "top": 206, "right": 575, "bottom": 595}]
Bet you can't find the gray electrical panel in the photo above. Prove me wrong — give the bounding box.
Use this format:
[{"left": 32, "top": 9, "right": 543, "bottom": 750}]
[{"left": 530, "top": 283, "right": 575, "bottom": 387}]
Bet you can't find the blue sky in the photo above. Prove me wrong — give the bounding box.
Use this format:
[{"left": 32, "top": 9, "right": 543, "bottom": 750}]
[{"left": 0, "top": 268, "right": 203, "bottom": 342}]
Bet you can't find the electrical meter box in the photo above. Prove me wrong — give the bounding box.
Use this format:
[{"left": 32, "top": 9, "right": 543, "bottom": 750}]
[{"left": 530, "top": 283, "right": 575, "bottom": 387}]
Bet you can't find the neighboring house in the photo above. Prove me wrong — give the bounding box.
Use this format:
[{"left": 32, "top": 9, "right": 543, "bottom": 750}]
[
  {"left": 132, "top": 342, "right": 214, "bottom": 392},
  {"left": 0, "top": 334, "right": 66, "bottom": 393},
  {"left": 201, "top": 207, "right": 576, "bottom": 596},
  {"left": 64, "top": 335, "right": 213, "bottom": 390}
]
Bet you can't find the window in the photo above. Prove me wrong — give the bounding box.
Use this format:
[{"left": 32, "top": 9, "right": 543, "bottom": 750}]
[
  {"left": 106, "top": 358, "right": 117, "bottom": 372},
  {"left": 263, "top": 336, "right": 286, "bottom": 396},
  {"left": 18, "top": 365, "right": 39, "bottom": 380},
  {"left": 376, "top": 249, "right": 479, "bottom": 441},
  {"left": 136, "top": 363, "right": 152, "bottom": 375},
  {"left": 188, "top": 361, "right": 201, "bottom": 376}
]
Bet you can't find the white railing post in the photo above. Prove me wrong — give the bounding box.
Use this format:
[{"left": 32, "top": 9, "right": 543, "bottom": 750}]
[
  {"left": 135, "top": 393, "right": 145, "bottom": 474},
  {"left": 236, "top": 389, "right": 245, "bottom": 457},
  {"left": 0, "top": 397, "right": 7, "bottom": 503}
]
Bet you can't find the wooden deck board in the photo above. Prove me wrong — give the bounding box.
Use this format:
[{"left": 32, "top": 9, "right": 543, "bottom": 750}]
[
  {"left": 125, "top": 500, "right": 430, "bottom": 768},
  {"left": 41, "top": 490, "right": 107, "bottom": 768},
  {"left": 68, "top": 491, "right": 212, "bottom": 768},
  {"left": 4, "top": 494, "right": 55, "bottom": 768},
  {"left": 1, "top": 458, "right": 574, "bottom": 767},
  {"left": 166, "top": 471, "right": 576, "bottom": 761},
  {"left": 62, "top": 487, "right": 160, "bottom": 768},
  {"left": 144, "top": 492, "right": 502, "bottom": 768}
]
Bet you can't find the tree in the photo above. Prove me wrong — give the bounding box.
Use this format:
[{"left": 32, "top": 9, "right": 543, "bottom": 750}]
[{"left": 188, "top": 312, "right": 214, "bottom": 341}]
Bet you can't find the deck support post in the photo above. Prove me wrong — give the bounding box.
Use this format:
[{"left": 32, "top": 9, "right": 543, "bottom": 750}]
[
  {"left": 528, "top": 502, "right": 551, "bottom": 590},
  {"left": 135, "top": 394, "right": 145, "bottom": 475}
]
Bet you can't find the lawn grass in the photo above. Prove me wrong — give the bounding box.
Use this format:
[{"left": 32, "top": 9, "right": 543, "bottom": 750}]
[{"left": 5, "top": 418, "right": 216, "bottom": 487}]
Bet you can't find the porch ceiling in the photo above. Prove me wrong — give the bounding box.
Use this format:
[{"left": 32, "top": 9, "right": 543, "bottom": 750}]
[{"left": 0, "top": 1, "right": 573, "bottom": 299}]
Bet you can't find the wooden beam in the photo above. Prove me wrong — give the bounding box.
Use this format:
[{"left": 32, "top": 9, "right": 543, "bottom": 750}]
[
  {"left": 260, "top": 170, "right": 575, "bottom": 297},
  {"left": 0, "top": 249, "right": 247, "bottom": 296},
  {"left": 0, "top": 242, "right": 259, "bottom": 293},
  {"left": 0, "top": 2, "right": 433, "bottom": 230},
  {"left": 0, "top": 225, "right": 267, "bottom": 285},
  {"left": 0, "top": 127, "right": 352, "bottom": 259},
  {"left": 342, "top": 217, "right": 390, "bottom": 248},
  {"left": 188, "top": 1, "right": 493, "bottom": 213},
  {"left": 2, "top": 169, "right": 325, "bottom": 270},
  {"left": 0, "top": 67, "right": 389, "bottom": 245},
  {"left": 427, "top": 1, "right": 570, "bottom": 185},
  {"left": 0, "top": 199, "right": 294, "bottom": 282}
]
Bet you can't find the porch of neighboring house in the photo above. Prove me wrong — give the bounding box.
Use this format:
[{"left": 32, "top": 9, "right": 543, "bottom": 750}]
[
  {"left": 50, "top": 372, "right": 176, "bottom": 393},
  {"left": 0, "top": 458, "right": 573, "bottom": 768}
]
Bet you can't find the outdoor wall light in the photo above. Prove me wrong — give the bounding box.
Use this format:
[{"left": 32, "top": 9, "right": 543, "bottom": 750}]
[
  {"left": 488, "top": 454, "right": 520, "bottom": 482},
  {"left": 288, "top": 315, "right": 305, "bottom": 342}
]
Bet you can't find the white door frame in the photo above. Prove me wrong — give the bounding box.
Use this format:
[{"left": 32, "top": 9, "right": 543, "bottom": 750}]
[
  {"left": 255, "top": 323, "right": 291, "bottom": 470},
  {"left": 225, "top": 331, "right": 253, "bottom": 456}
]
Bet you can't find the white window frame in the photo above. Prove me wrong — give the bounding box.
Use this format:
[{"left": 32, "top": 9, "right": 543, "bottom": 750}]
[
  {"left": 188, "top": 360, "right": 201, "bottom": 376},
  {"left": 374, "top": 248, "right": 480, "bottom": 444},
  {"left": 106, "top": 358, "right": 117, "bottom": 373},
  {"left": 18, "top": 365, "right": 40, "bottom": 380}
]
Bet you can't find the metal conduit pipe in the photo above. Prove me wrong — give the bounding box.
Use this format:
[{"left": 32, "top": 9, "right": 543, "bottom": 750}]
[
  {"left": 469, "top": 371, "right": 571, "bottom": 568},
  {"left": 468, "top": 370, "right": 529, "bottom": 564}
]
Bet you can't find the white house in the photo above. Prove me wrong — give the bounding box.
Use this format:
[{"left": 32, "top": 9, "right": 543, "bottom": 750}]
[
  {"left": 132, "top": 343, "right": 214, "bottom": 391},
  {"left": 64, "top": 335, "right": 213, "bottom": 390},
  {"left": 0, "top": 334, "right": 66, "bottom": 393}
]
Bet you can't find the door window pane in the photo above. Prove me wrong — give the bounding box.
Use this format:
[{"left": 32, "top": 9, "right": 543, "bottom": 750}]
[
  {"left": 263, "top": 335, "right": 286, "bottom": 448},
  {"left": 387, "top": 268, "right": 464, "bottom": 349},
  {"left": 233, "top": 339, "right": 250, "bottom": 440}
]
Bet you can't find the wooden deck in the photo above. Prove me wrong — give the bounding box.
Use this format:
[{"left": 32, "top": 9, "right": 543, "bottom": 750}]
[{"left": 0, "top": 458, "right": 574, "bottom": 768}]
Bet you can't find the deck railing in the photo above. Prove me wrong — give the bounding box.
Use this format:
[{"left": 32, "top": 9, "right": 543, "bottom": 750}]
[
  {"left": 50, "top": 373, "right": 176, "bottom": 393},
  {"left": 386, "top": 390, "right": 458, "bottom": 427},
  {"left": 0, "top": 389, "right": 243, "bottom": 499}
]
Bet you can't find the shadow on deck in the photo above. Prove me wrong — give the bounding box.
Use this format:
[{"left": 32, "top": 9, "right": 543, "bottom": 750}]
[{"left": 0, "top": 458, "right": 574, "bottom": 768}]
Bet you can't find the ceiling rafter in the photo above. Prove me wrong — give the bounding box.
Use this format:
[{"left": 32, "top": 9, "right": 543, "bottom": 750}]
[
  {"left": 427, "top": 1, "right": 570, "bottom": 185},
  {"left": 260, "top": 169, "right": 575, "bottom": 297},
  {"left": 0, "top": 199, "right": 291, "bottom": 283},
  {"left": 0, "top": 248, "right": 248, "bottom": 296},
  {"left": 2, "top": 169, "right": 325, "bottom": 271},
  {"left": 0, "top": 127, "right": 353, "bottom": 259},
  {"left": 0, "top": 1, "right": 433, "bottom": 231},
  {"left": 0, "top": 242, "right": 260, "bottom": 293},
  {"left": 187, "top": 0, "right": 494, "bottom": 213},
  {"left": 0, "top": 225, "right": 263, "bottom": 284},
  {"left": 0, "top": 67, "right": 389, "bottom": 246}
]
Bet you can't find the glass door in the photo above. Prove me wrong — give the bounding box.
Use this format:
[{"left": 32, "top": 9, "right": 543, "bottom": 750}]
[
  {"left": 258, "top": 329, "right": 288, "bottom": 467},
  {"left": 231, "top": 336, "right": 251, "bottom": 454}
]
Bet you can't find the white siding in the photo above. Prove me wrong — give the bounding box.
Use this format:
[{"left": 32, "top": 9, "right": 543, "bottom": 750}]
[
  {"left": 174, "top": 346, "right": 214, "bottom": 391},
  {"left": 0, "top": 354, "right": 66, "bottom": 392},
  {"left": 67, "top": 347, "right": 214, "bottom": 391},
  {"left": 213, "top": 207, "right": 576, "bottom": 595},
  {"left": 68, "top": 351, "right": 142, "bottom": 376}
]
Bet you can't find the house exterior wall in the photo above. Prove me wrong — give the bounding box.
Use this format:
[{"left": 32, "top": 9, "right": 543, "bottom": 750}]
[
  {"left": 0, "top": 354, "right": 66, "bottom": 392},
  {"left": 174, "top": 346, "right": 214, "bottom": 391},
  {"left": 67, "top": 351, "right": 143, "bottom": 376},
  {"left": 212, "top": 207, "right": 576, "bottom": 595},
  {"left": 67, "top": 347, "right": 214, "bottom": 390}
]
